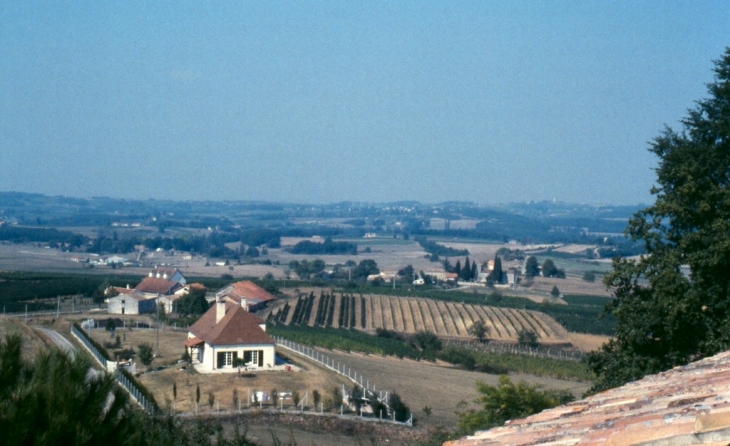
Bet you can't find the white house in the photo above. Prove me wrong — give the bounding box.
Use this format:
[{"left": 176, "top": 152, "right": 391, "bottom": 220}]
[
  {"left": 184, "top": 298, "right": 276, "bottom": 372},
  {"left": 107, "top": 268, "right": 187, "bottom": 314},
  {"left": 107, "top": 292, "right": 157, "bottom": 315},
  {"left": 147, "top": 267, "right": 186, "bottom": 286}
]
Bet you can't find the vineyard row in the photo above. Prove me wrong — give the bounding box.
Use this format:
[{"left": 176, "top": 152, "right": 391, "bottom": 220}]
[{"left": 268, "top": 292, "right": 570, "bottom": 343}]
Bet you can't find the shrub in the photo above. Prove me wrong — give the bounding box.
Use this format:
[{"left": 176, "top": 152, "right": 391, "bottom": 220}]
[
  {"left": 517, "top": 329, "right": 539, "bottom": 347},
  {"left": 137, "top": 342, "right": 154, "bottom": 366}
]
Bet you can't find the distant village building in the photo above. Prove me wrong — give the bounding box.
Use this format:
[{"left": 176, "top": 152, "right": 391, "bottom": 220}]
[{"left": 366, "top": 272, "right": 397, "bottom": 283}]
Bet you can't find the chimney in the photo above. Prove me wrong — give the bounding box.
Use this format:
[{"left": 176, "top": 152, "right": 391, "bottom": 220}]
[
  {"left": 148, "top": 272, "right": 153, "bottom": 278},
  {"left": 216, "top": 298, "right": 226, "bottom": 324},
  {"left": 163, "top": 273, "right": 168, "bottom": 279},
  {"left": 240, "top": 298, "right": 247, "bottom": 311},
  {"left": 156, "top": 272, "right": 161, "bottom": 278}
]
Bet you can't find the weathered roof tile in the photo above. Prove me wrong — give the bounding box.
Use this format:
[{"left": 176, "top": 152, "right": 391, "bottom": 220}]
[{"left": 447, "top": 349, "right": 730, "bottom": 445}]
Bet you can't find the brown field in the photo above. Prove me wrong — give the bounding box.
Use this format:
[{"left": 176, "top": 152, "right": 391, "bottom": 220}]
[
  {"left": 270, "top": 293, "right": 574, "bottom": 345},
  {"left": 526, "top": 276, "right": 612, "bottom": 297},
  {"left": 567, "top": 333, "right": 610, "bottom": 352},
  {"left": 317, "top": 349, "right": 590, "bottom": 427}
]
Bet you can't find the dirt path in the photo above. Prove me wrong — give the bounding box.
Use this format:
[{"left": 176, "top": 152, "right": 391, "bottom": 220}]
[{"left": 36, "top": 327, "right": 76, "bottom": 356}]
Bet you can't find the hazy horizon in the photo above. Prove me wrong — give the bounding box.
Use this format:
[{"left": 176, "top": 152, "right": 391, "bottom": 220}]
[{"left": 2, "top": 2, "right": 728, "bottom": 206}]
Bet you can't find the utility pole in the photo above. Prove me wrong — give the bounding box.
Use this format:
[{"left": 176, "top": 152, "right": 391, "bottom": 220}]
[{"left": 156, "top": 306, "right": 160, "bottom": 356}]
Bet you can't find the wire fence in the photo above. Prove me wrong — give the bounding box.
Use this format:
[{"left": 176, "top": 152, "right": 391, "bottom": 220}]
[
  {"left": 71, "top": 324, "right": 156, "bottom": 413},
  {"left": 273, "top": 336, "right": 413, "bottom": 426}
]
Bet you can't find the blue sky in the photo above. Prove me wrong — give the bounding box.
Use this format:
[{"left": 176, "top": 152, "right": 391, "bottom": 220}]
[{"left": 1, "top": 1, "right": 728, "bottom": 205}]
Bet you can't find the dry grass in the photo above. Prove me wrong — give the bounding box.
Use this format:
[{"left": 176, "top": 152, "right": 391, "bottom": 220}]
[
  {"left": 88, "top": 325, "right": 189, "bottom": 368},
  {"left": 0, "top": 317, "right": 48, "bottom": 360},
  {"left": 317, "top": 349, "right": 590, "bottom": 428},
  {"left": 527, "top": 276, "right": 612, "bottom": 297},
  {"left": 567, "top": 333, "right": 610, "bottom": 353},
  {"left": 139, "top": 355, "right": 353, "bottom": 415}
]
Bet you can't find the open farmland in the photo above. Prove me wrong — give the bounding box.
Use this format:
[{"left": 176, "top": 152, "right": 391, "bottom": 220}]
[
  {"left": 269, "top": 292, "right": 571, "bottom": 344},
  {"left": 317, "top": 349, "right": 590, "bottom": 427}
]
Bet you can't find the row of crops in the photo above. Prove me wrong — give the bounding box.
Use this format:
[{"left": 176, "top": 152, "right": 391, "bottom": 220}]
[
  {"left": 268, "top": 291, "right": 571, "bottom": 343},
  {"left": 349, "top": 287, "right": 615, "bottom": 335},
  {"left": 270, "top": 291, "right": 366, "bottom": 330}
]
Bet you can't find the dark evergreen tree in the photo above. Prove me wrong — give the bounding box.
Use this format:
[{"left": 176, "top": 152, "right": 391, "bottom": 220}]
[
  {"left": 489, "top": 256, "right": 503, "bottom": 284},
  {"left": 525, "top": 256, "right": 540, "bottom": 277},
  {"left": 587, "top": 48, "right": 730, "bottom": 393},
  {"left": 462, "top": 257, "right": 471, "bottom": 280}
]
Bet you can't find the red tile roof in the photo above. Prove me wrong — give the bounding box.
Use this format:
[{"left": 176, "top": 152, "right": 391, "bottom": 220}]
[
  {"left": 135, "top": 277, "right": 181, "bottom": 295},
  {"left": 188, "top": 301, "right": 274, "bottom": 347},
  {"left": 218, "top": 281, "right": 276, "bottom": 306},
  {"left": 446, "top": 350, "right": 730, "bottom": 446},
  {"left": 111, "top": 286, "right": 135, "bottom": 295},
  {"left": 183, "top": 337, "right": 203, "bottom": 347}
]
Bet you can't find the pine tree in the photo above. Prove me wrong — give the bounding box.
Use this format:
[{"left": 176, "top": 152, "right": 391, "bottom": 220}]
[
  {"left": 462, "top": 257, "right": 471, "bottom": 280},
  {"left": 489, "top": 256, "right": 503, "bottom": 284}
]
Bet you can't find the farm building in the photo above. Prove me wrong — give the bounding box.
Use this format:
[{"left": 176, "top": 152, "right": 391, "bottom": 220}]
[
  {"left": 107, "top": 292, "right": 157, "bottom": 315},
  {"left": 147, "top": 267, "right": 186, "bottom": 286},
  {"left": 107, "top": 268, "right": 188, "bottom": 314},
  {"left": 184, "top": 298, "right": 276, "bottom": 372},
  {"left": 215, "top": 280, "right": 276, "bottom": 312}
]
